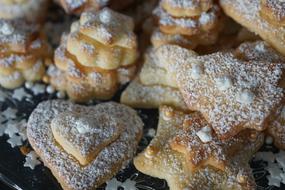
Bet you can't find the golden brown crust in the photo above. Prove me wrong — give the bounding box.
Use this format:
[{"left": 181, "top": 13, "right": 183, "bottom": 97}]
[{"left": 260, "top": 0, "right": 285, "bottom": 26}]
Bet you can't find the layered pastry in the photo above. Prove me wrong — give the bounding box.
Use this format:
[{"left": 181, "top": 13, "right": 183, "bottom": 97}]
[
  {"left": 134, "top": 106, "right": 264, "bottom": 190},
  {"left": 0, "top": 19, "right": 51, "bottom": 89},
  {"left": 49, "top": 8, "right": 138, "bottom": 102},
  {"left": 27, "top": 100, "right": 143, "bottom": 190},
  {"left": 0, "top": 0, "right": 49, "bottom": 22}
]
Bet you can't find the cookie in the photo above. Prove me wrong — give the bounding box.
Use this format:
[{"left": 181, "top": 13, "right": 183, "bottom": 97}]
[
  {"left": 67, "top": 8, "right": 138, "bottom": 69},
  {"left": 0, "top": 0, "right": 49, "bottom": 22},
  {"left": 49, "top": 43, "right": 136, "bottom": 102},
  {"left": 220, "top": 0, "right": 285, "bottom": 56},
  {"left": 121, "top": 48, "right": 187, "bottom": 110},
  {"left": 161, "top": 0, "right": 213, "bottom": 17},
  {"left": 157, "top": 45, "right": 284, "bottom": 139},
  {"left": 260, "top": 0, "right": 285, "bottom": 26},
  {"left": 56, "top": 0, "right": 134, "bottom": 14},
  {"left": 27, "top": 100, "right": 143, "bottom": 190},
  {"left": 0, "top": 19, "right": 51, "bottom": 89},
  {"left": 154, "top": 4, "right": 221, "bottom": 36},
  {"left": 134, "top": 106, "right": 264, "bottom": 190},
  {"left": 121, "top": 78, "right": 187, "bottom": 110}
]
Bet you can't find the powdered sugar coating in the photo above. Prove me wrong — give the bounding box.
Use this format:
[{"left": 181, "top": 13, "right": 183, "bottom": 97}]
[
  {"left": 235, "top": 41, "right": 285, "bottom": 63},
  {"left": 158, "top": 45, "right": 284, "bottom": 138},
  {"left": 0, "top": 19, "right": 39, "bottom": 52},
  {"left": 261, "top": 0, "right": 285, "bottom": 22},
  {"left": 27, "top": 100, "right": 143, "bottom": 190},
  {"left": 79, "top": 8, "right": 136, "bottom": 48}
]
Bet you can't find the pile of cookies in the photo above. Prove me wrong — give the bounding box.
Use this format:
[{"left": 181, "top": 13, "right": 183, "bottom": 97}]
[{"left": 1, "top": 0, "right": 285, "bottom": 190}]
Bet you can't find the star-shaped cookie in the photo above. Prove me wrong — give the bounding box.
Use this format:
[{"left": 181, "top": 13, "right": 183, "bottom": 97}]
[
  {"left": 157, "top": 45, "right": 284, "bottom": 139},
  {"left": 134, "top": 106, "right": 264, "bottom": 190}
]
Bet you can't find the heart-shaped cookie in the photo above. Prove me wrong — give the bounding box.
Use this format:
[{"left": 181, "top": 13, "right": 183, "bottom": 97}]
[
  {"left": 51, "top": 111, "right": 124, "bottom": 165},
  {"left": 27, "top": 100, "right": 143, "bottom": 190}
]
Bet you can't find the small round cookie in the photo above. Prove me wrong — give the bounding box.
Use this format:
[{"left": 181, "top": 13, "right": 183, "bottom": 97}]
[
  {"left": 27, "top": 100, "right": 143, "bottom": 190},
  {"left": 260, "top": 0, "right": 285, "bottom": 26},
  {"left": 0, "top": 0, "right": 49, "bottom": 22},
  {"left": 161, "top": 0, "right": 213, "bottom": 17},
  {"left": 153, "top": 5, "right": 221, "bottom": 36},
  {"left": 67, "top": 8, "right": 138, "bottom": 69},
  {"left": 0, "top": 19, "right": 51, "bottom": 89}
]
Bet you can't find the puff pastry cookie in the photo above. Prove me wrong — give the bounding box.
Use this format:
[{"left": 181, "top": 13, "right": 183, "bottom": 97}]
[
  {"left": 157, "top": 45, "right": 285, "bottom": 139},
  {"left": 121, "top": 48, "right": 187, "bottom": 110},
  {"left": 220, "top": 0, "right": 285, "bottom": 56},
  {"left": 0, "top": 19, "right": 51, "bottom": 89},
  {"left": 27, "top": 100, "right": 143, "bottom": 190},
  {"left": 134, "top": 106, "right": 264, "bottom": 190},
  {"left": 0, "top": 0, "right": 49, "bottom": 22}
]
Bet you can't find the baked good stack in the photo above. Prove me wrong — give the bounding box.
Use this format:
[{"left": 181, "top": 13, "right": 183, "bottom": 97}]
[
  {"left": 0, "top": 19, "right": 51, "bottom": 89},
  {"left": 48, "top": 8, "right": 138, "bottom": 102},
  {"left": 151, "top": 0, "right": 223, "bottom": 49}
]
